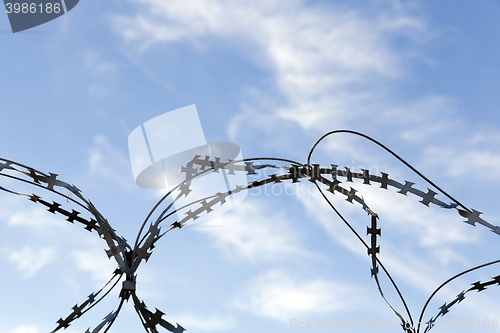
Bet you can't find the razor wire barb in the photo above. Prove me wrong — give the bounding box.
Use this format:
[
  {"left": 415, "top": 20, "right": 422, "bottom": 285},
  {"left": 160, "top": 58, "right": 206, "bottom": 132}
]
[{"left": 0, "top": 130, "right": 499, "bottom": 332}]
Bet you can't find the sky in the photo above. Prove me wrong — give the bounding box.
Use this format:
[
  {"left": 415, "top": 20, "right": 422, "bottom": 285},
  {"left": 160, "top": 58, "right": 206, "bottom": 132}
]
[{"left": 1, "top": 0, "right": 500, "bottom": 332}]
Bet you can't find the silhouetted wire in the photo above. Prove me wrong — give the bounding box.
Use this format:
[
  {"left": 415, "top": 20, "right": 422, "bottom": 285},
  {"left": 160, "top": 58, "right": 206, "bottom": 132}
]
[
  {"left": 313, "top": 181, "right": 414, "bottom": 328},
  {"left": 0, "top": 165, "right": 90, "bottom": 213},
  {"left": 143, "top": 157, "right": 303, "bottom": 230},
  {"left": 417, "top": 259, "right": 500, "bottom": 333},
  {"left": 307, "top": 130, "right": 471, "bottom": 213},
  {"left": 2, "top": 133, "right": 499, "bottom": 333},
  {"left": 155, "top": 160, "right": 299, "bottom": 222},
  {"left": 103, "top": 298, "right": 126, "bottom": 333},
  {"left": 80, "top": 272, "right": 123, "bottom": 316},
  {"left": 131, "top": 182, "right": 183, "bottom": 271}
]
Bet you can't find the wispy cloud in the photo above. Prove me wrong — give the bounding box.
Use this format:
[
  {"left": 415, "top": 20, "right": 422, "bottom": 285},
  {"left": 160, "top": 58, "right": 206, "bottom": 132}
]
[
  {"left": 5, "top": 206, "right": 68, "bottom": 231},
  {"left": 87, "top": 0, "right": 500, "bottom": 329},
  {"left": 113, "top": 0, "right": 429, "bottom": 133},
  {"left": 10, "top": 325, "right": 40, "bottom": 333},
  {"left": 171, "top": 314, "right": 236, "bottom": 331},
  {"left": 232, "top": 270, "right": 369, "bottom": 322},
  {"left": 72, "top": 240, "right": 118, "bottom": 286},
  {"left": 82, "top": 50, "right": 119, "bottom": 97},
  {"left": 0, "top": 190, "right": 68, "bottom": 232},
  {"left": 422, "top": 142, "right": 500, "bottom": 183},
  {"left": 87, "top": 135, "right": 135, "bottom": 191},
  {"left": 7, "top": 246, "right": 56, "bottom": 278},
  {"left": 295, "top": 184, "right": 482, "bottom": 296},
  {"left": 196, "top": 198, "right": 319, "bottom": 264}
]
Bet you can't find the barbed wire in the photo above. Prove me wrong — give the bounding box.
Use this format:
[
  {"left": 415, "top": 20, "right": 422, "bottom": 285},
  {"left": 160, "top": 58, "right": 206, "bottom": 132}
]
[{"left": 0, "top": 130, "right": 498, "bottom": 332}]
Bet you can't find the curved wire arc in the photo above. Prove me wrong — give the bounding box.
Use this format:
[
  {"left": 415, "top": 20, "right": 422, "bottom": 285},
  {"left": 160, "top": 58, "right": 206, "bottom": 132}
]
[
  {"left": 1, "top": 132, "right": 498, "bottom": 333},
  {"left": 416, "top": 259, "right": 500, "bottom": 333},
  {"left": 313, "top": 181, "right": 415, "bottom": 328},
  {"left": 306, "top": 130, "right": 471, "bottom": 213}
]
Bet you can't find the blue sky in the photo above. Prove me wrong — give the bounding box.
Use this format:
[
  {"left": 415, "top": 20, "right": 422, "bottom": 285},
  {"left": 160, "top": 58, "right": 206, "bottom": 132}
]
[{"left": 1, "top": 1, "right": 500, "bottom": 332}]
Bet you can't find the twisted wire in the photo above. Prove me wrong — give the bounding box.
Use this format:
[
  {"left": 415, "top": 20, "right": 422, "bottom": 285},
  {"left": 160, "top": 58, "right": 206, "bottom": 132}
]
[{"left": 0, "top": 131, "right": 498, "bottom": 332}]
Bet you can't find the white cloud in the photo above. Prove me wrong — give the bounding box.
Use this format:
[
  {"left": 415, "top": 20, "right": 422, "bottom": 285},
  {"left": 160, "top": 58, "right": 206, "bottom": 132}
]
[
  {"left": 108, "top": 1, "right": 500, "bottom": 327},
  {"left": 295, "top": 184, "right": 482, "bottom": 295},
  {"left": 81, "top": 51, "right": 119, "bottom": 97},
  {"left": 0, "top": 188, "right": 70, "bottom": 233},
  {"left": 7, "top": 246, "right": 56, "bottom": 278},
  {"left": 195, "top": 198, "right": 318, "bottom": 264},
  {"left": 111, "top": 0, "right": 500, "bottom": 187},
  {"left": 5, "top": 206, "right": 67, "bottom": 231},
  {"left": 171, "top": 314, "right": 236, "bottom": 331},
  {"left": 113, "top": 0, "right": 429, "bottom": 134},
  {"left": 422, "top": 145, "right": 500, "bottom": 183},
  {"left": 87, "top": 135, "right": 135, "bottom": 191},
  {"left": 10, "top": 325, "right": 40, "bottom": 333},
  {"left": 389, "top": 95, "right": 460, "bottom": 143},
  {"left": 82, "top": 50, "right": 118, "bottom": 75},
  {"left": 361, "top": 185, "right": 480, "bottom": 248},
  {"left": 233, "top": 270, "right": 367, "bottom": 322},
  {"left": 72, "top": 243, "right": 119, "bottom": 286},
  {"left": 114, "top": 0, "right": 500, "bottom": 192}
]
